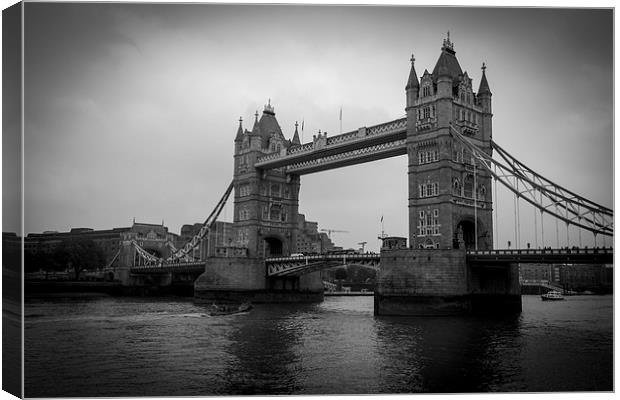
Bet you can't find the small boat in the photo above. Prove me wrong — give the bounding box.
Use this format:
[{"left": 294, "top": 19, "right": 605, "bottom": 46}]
[
  {"left": 208, "top": 302, "right": 253, "bottom": 316},
  {"left": 541, "top": 290, "right": 565, "bottom": 301}
]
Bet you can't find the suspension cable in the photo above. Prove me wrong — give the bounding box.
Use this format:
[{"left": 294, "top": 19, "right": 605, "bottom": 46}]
[
  {"left": 449, "top": 125, "right": 612, "bottom": 236},
  {"left": 493, "top": 171, "right": 498, "bottom": 249},
  {"left": 516, "top": 179, "right": 521, "bottom": 248},
  {"left": 513, "top": 188, "right": 518, "bottom": 249},
  {"left": 555, "top": 218, "right": 560, "bottom": 248},
  {"left": 534, "top": 206, "right": 538, "bottom": 249}
]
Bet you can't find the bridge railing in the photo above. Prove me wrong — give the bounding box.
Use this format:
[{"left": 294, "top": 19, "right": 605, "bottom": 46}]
[
  {"left": 266, "top": 253, "right": 380, "bottom": 263},
  {"left": 468, "top": 247, "right": 613, "bottom": 257}
]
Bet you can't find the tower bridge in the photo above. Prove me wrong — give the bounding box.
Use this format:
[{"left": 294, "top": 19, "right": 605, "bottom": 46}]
[{"left": 113, "top": 35, "right": 613, "bottom": 315}]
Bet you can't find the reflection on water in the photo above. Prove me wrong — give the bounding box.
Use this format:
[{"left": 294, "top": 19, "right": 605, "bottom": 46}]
[{"left": 24, "top": 295, "right": 612, "bottom": 396}]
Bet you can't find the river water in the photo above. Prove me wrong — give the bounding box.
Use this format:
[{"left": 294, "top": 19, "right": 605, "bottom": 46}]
[{"left": 24, "top": 294, "right": 612, "bottom": 396}]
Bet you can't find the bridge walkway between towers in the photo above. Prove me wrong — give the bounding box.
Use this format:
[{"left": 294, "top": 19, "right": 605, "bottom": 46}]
[{"left": 254, "top": 117, "right": 407, "bottom": 174}]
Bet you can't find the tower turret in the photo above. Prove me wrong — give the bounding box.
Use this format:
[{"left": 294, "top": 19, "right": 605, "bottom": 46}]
[
  {"left": 405, "top": 54, "right": 419, "bottom": 109},
  {"left": 477, "top": 62, "right": 493, "bottom": 142},
  {"left": 251, "top": 110, "right": 260, "bottom": 135},
  {"left": 477, "top": 62, "right": 492, "bottom": 113},
  {"left": 234, "top": 117, "right": 244, "bottom": 142},
  {"left": 291, "top": 121, "right": 301, "bottom": 146}
]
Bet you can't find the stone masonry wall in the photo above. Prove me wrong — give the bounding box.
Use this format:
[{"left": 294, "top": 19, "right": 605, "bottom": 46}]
[{"left": 376, "top": 248, "right": 468, "bottom": 296}]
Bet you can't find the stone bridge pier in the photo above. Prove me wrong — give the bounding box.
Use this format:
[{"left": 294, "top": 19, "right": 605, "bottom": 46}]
[
  {"left": 194, "top": 256, "right": 324, "bottom": 304},
  {"left": 374, "top": 238, "right": 521, "bottom": 315}
]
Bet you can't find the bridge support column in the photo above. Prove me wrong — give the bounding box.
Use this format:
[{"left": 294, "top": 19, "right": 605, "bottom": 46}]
[
  {"left": 375, "top": 248, "right": 470, "bottom": 315},
  {"left": 374, "top": 248, "right": 521, "bottom": 315},
  {"left": 468, "top": 263, "right": 522, "bottom": 313},
  {"left": 194, "top": 257, "right": 323, "bottom": 304}
]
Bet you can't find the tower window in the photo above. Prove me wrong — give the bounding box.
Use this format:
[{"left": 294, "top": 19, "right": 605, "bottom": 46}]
[
  {"left": 418, "top": 149, "right": 439, "bottom": 165},
  {"left": 238, "top": 184, "right": 250, "bottom": 197},
  {"left": 270, "top": 183, "right": 281, "bottom": 197},
  {"left": 418, "top": 209, "right": 441, "bottom": 237},
  {"left": 269, "top": 204, "right": 281, "bottom": 221},
  {"left": 419, "top": 182, "right": 439, "bottom": 198},
  {"left": 453, "top": 178, "right": 461, "bottom": 196},
  {"left": 464, "top": 175, "right": 474, "bottom": 198},
  {"left": 423, "top": 107, "right": 430, "bottom": 119}
]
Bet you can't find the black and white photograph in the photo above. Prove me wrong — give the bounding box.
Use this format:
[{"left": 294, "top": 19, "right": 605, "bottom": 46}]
[{"left": 2, "top": 2, "right": 614, "bottom": 397}]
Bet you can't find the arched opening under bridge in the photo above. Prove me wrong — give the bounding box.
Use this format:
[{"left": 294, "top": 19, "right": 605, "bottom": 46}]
[
  {"left": 456, "top": 220, "right": 476, "bottom": 250},
  {"left": 264, "top": 237, "right": 283, "bottom": 257}
]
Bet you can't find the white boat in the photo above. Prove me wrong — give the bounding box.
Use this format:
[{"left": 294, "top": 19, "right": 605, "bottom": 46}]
[{"left": 541, "top": 290, "right": 565, "bottom": 301}]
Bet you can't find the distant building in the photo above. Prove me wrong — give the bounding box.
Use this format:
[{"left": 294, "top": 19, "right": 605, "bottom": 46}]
[
  {"left": 15, "top": 212, "right": 341, "bottom": 270},
  {"left": 519, "top": 264, "right": 560, "bottom": 285},
  {"left": 560, "top": 264, "right": 612, "bottom": 292},
  {"left": 519, "top": 263, "right": 612, "bottom": 292},
  {"left": 296, "top": 213, "right": 338, "bottom": 254},
  {"left": 22, "top": 221, "right": 181, "bottom": 266},
  {"left": 179, "top": 221, "right": 236, "bottom": 258},
  {"left": 180, "top": 214, "right": 339, "bottom": 258}
]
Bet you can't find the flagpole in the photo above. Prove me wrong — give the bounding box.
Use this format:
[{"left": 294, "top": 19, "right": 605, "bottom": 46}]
[{"left": 339, "top": 106, "right": 342, "bottom": 134}]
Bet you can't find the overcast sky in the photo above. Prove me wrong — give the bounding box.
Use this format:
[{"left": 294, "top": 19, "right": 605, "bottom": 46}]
[{"left": 17, "top": 4, "right": 612, "bottom": 251}]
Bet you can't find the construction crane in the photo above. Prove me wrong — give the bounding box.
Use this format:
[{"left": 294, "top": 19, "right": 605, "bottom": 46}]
[
  {"left": 358, "top": 241, "right": 368, "bottom": 252},
  {"left": 320, "top": 229, "right": 349, "bottom": 239}
]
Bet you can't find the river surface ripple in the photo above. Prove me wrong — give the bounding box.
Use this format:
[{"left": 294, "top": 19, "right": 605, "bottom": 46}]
[{"left": 24, "top": 295, "right": 612, "bottom": 396}]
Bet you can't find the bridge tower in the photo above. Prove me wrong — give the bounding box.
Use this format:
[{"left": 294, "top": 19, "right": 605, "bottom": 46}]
[
  {"left": 232, "top": 101, "right": 301, "bottom": 258},
  {"left": 376, "top": 36, "right": 519, "bottom": 315},
  {"left": 406, "top": 34, "right": 494, "bottom": 251}
]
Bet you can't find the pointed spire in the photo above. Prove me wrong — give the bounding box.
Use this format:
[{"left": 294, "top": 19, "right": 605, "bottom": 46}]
[
  {"left": 252, "top": 110, "right": 261, "bottom": 135},
  {"left": 405, "top": 53, "right": 419, "bottom": 90},
  {"left": 235, "top": 116, "right": 244, "bottom": 141},
  {"left": 291, "top": 121, "right": 301, "bottom": 146},
  {"left": 478, "top": 62, "right": 491, "bottom": 95}
]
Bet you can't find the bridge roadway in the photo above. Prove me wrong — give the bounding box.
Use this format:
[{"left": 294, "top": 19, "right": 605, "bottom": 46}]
[
  {"left": 130, "top": 261, "right": 206, "bottom": 274},
  {"left": 266, "top": 253, "right": 381, "bottom": 277},
  {"left": 466, "top": 247, "right": 613, "bottom": 265},
  {"left": 128, "top": 248, "right": 612, "bottom": 276},
  {"left": 266, "top": 247, "right": 613, "bottom": 277}
]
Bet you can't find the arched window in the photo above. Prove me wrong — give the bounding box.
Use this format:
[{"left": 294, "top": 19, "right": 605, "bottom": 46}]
[
  {"left": 464, "top": 175, "right": 474, "bottom": 198},
  {"left": 478, "top": 185, "right": 486, "bottom": 201},
  {"left": 453, "top": 179, "right": 460, "bottom": 196},
  {"left": 269, "top": 204, "right": 281, "bottom": 221}
]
